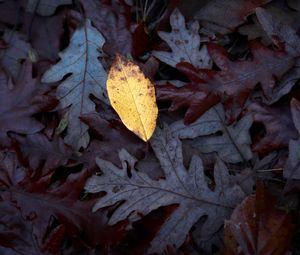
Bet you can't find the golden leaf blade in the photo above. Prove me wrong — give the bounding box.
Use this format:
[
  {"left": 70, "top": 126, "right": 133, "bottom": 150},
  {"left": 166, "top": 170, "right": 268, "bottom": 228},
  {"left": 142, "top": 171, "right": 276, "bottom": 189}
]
[{"left": 107, "top": 55, "right": 158, "bottom": 141}]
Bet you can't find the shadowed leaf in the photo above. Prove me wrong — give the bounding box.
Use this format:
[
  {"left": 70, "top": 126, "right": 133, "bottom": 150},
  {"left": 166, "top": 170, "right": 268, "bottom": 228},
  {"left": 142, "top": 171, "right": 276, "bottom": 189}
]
[{"left": 85, "top": 124, "right": 248, "bottom": 253}]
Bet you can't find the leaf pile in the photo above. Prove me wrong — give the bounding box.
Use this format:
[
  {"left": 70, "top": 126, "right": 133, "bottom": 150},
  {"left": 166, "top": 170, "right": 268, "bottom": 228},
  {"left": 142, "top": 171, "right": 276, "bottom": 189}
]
[{"left": 0, "top": 0, "right": 300, "bottom": 254}]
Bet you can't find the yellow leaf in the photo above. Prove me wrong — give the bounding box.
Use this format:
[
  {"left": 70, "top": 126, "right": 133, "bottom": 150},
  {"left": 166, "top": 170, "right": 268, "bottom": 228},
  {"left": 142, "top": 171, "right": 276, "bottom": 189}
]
[{"left": 107, "top": 55, "right": 158, "bottom": 141}]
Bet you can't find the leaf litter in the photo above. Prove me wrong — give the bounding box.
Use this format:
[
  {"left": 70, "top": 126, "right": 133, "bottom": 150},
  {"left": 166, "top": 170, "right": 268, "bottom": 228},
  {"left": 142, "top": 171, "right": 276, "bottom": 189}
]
[{"left": 0, "top": 0, "right": 300, "bottom": 254}]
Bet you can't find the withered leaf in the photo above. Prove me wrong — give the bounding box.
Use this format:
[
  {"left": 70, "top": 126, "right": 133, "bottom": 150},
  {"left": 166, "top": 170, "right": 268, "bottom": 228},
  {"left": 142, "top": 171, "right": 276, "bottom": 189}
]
[
  {"left": 0, "top": 61, "right": 57, "bottom": 148},
  {"left": 160, "top": 41, "right": 294, "bottom": 123},
  {"left": 41, "top": 19, "right": 107, "bottom": 149},
  {"left": 85, "top": 124, "right": 247, "bottom": 253},
  {"left": 224, "top": 182, "right": 293, "bottom": 255},
  {"left": 153, "top": 8, "right": 211, "bottom": 69},
  {"left": 171, "top": 104, "right": 253, "bottom": 163}
]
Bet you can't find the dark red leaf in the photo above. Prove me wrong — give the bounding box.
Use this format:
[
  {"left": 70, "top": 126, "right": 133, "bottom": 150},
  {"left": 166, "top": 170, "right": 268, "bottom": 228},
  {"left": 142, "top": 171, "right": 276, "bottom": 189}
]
[
  {"left": 157, "top": 81, "right": 220, "bottom": 124},
  {"left": 247, "top": 101, "right": 298, "bottom": 156},
  {"left": 0, "top": 152, "right": 125, "bottom": 254},
  {"left": 158, "top": 41, "right": 294, "bottom": 123},
  {"left": 12, "top": 133, "right": 73, "bottom": 177},
  {"left": 0, "top": 61, "right": 57, "bottom": 148}
]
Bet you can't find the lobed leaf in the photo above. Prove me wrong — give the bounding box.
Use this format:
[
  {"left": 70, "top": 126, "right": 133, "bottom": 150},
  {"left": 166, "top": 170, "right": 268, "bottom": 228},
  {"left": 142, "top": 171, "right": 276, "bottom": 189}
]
[
  {"left": 42, "top": 19, "right": 108, "bottom": 149},
  {"left": 85, "top": 124, "right": 248, "bottom": 253},
  {"left": 153, "top": 8, "right": 211, "bottom": 69}
]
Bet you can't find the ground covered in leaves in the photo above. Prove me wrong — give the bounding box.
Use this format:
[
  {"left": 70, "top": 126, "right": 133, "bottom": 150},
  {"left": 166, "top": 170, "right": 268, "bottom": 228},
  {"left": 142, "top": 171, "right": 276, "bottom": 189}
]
[{"left": 0, "top": 0, "right": 300, "bottom": 254}]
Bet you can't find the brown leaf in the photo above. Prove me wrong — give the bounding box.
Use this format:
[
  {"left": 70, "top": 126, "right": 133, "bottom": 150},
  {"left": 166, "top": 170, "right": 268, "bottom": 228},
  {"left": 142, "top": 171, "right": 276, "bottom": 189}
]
[
  {"left": 224, "top": 182, "right": 293, "bottom": 255},
  {"left": 0, "top": 152, "right": 125, "bottom": 254},
  {"left": 159, "top": 40, "right": 294, "bottom": 123},
  {"left": 12, "top": 133, "right": 73, "bottom": 177}
]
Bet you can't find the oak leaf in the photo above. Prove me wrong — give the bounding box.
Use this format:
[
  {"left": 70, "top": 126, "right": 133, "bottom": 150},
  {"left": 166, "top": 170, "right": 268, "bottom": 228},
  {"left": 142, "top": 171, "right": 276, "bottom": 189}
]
[
  {"left": 0, "top": 152, "right": 124, "bottom": 254},
  {"left": 247, "top": 101, "right": 297, "bottom": 156},
  {"left": 158, "top": 41, "right": 294, "bottom": 123},
  {"left": 12, "top": 133, "right": 72, "bottom": 177},
  {"left": 41, "top": 19, "right": 108, "bottom": 149},
  {"left": 171, "top": 104, "right": 253, "bottom": 163},
  {"left": 85, "top": 124, "right": 247, "bottom": 253},
  {"left": 107, "top": 55, "right": 158, "bottom": 142},
  {"left": 0, "top": 61, "right": 57, "bottom": 148},
  {"left": 153, "top": 8, "right": 211, "bottom": 69}
]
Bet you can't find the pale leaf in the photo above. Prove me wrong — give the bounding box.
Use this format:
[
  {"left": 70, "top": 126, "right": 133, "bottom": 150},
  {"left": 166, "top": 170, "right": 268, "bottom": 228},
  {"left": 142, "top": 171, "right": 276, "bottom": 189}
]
[
  {"left": 85, "top": 124, "right": 248, "bottom": 253},
  {"left": 152, "top": 8, "right": 211, "bottom": 69},
  {"left": 171, "top": 104, "right": 253, "bottom": 163},
  {"left": 41, "top": 19, "right": 107, "bottom": 149}
]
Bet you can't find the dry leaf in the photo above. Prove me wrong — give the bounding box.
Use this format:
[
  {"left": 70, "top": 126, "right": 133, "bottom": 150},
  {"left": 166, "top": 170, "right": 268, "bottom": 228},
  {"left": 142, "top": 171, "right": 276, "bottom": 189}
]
[
  {"left": 85, "top": 124, "right": 248, "bottom": 253},
  {"left": 224, "top": 182, "right": 293, "bottom": 255},
  {"left": 41, "top": 19, "right": 107, "bottom": 149},
  {"left": 152, "top": 8, "right": 211, "bottom": 69},
  {"left": 107, "top": 55, "right": 158, "bottom": 141}
]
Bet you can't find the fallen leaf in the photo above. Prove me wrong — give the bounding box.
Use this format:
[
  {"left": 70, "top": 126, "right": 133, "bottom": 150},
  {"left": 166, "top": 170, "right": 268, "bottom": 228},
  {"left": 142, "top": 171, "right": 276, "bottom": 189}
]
[
  {"left": 0, "top": 152, "right": 125, "bottom": 254},
  {"left": 247, "top": 101, "right": 297, "bottom": 156},
  {"left": 25, "top": 0, "right": 72, "bottom": 16},
  {"left": 80, "top": 0, "right": 133, "bottom": 58},
  {"left": 256, "top": 7, "right": 300, "bottom": 56},
  {"left": 0, "top": 29, "right": 31, "bottom": 80},
  {"left": 107, "top": 55, "right": 158, "bottom": 142},
  {"left": 80, "top": 112, "right": 144, "bottom": 170},
  {"left": 41, "top": 19, "right": 108, "bottom": 149},
  {"left": 254, "top": 7, "right": 300, "bottom": 104},
  {"left": 284, "top": 98, "right": 300, "bottom": 179},
  {"left": 0, "top": 61, "right": 57, "bottom": 148},
  {"left": 171, "top": 104, "right": 253, "bottom": 163},
  {"left": 12, "top": 133, "right": 73, "bottom": 177},
  {"left": 160, "top": 40, "right": 294, "bottom": 123},
  {"left": 85, "top": 124, "right": 248, "bottom": 253},
  {"left": 153, "top": 8, "right": 211, "bottom": 69},
  {"left": 22, "top": 10, "right": 66, "bottom": 61},
  {"left": 195, "top": 0, "right": 272, "bottom": 34},
  {"left": 224, "top": 182, "right": 293, "bottom": 255}
]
